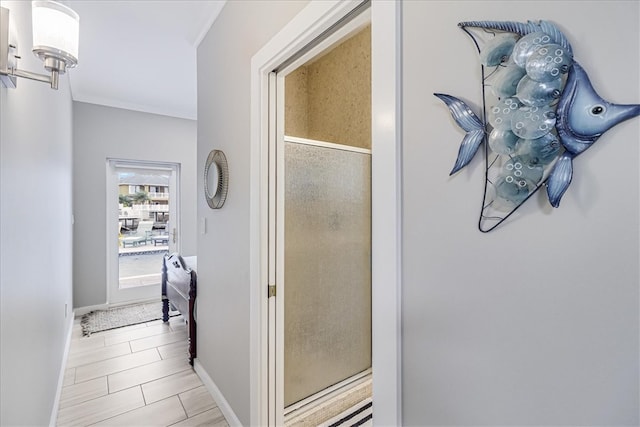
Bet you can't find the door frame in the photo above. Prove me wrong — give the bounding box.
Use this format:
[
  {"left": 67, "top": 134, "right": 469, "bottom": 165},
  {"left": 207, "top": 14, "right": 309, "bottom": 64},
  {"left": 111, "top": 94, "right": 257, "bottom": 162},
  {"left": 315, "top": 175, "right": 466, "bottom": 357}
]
[
  {"left": 106, "top": 159, "right": 181, "bottom": 305},
  {"left": 249, "top": 1, "right": 402, "bottom": 425}
]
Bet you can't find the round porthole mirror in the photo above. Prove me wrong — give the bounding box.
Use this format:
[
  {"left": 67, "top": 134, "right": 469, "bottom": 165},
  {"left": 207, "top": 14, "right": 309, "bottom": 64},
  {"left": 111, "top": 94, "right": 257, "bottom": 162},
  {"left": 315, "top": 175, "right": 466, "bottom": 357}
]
[{"left": 204, "top": 150, "right": 229, "bottom": 209}]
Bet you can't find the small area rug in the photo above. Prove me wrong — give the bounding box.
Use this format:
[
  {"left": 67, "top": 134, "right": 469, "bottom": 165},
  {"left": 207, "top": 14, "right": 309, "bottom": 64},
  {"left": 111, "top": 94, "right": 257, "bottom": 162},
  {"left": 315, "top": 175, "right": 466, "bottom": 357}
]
[{"left": 81, "top": 301, "right": 172, "bottom": 336}]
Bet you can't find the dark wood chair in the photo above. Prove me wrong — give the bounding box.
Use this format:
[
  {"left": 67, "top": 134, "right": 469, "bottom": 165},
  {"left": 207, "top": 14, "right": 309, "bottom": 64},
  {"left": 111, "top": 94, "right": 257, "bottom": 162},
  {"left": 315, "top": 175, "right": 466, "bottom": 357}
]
[{"left": 161, "top": 253, "right": 197, "bottom": 365}]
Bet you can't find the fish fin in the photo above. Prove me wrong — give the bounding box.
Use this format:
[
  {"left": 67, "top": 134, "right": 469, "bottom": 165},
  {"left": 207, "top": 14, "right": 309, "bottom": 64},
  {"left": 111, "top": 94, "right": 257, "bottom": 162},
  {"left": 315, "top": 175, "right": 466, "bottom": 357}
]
[
  {"left": 546, "top": 152, "right": 574, "bottom": 208},
  {"left": 538, "top": 20, "right": 573, "bottom": 57},
  {"left": 434, "top": 93, "right": 485, "bottom": 174},
  {"left": 434, "top": 93, "right": 484, "bottom": 132},
  {"left": 459, "top": 20, "right": 540, "bottom": 36},
  {"left": 450, "top": 130, "right": 485, "bottom": 175},
  {"left": 458, "top": 20, "right": 573, "bottom": 56}
]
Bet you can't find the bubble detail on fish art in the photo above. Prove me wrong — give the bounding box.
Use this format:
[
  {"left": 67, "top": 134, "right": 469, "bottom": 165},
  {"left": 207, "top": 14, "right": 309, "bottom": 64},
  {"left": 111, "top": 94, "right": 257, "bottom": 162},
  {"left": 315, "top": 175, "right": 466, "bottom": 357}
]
[
  {"left": 488, "top": 97, "right": 522, "bottom": 131},
  {"left": 481, "top": 27, "right": 570, "bottom": 216},
  {"left": 511, "top": 106, "right": 557, "bottom": 139},
  {"left": 491, "top": 155, "right": 542, "bottom": 211},
  {"left": 492, "top": 174, "right": 536, "bottom": 211},
  {"left": 491, "top": 62, "right": 527, "bottom": 99},
  {"left": 512, "top": 32, "right": 552, "bottom": 68},
  {"left": 525, "top": 44, "right": 572, "bottom": 83},
  {"left": 504, "top": 156, "right": 544, "bottom": 183},
  {"left": 480, "top": 33, "right": 518, "bottom": 67},
  {"left": 516, "top": 75, "right": 562, "bottom": 107},
  {"left": 488, "top": 129, "right": 520, "bottom": 155},
  {"left": 516, "top": 133, "right": 562, "bottom": 165}
]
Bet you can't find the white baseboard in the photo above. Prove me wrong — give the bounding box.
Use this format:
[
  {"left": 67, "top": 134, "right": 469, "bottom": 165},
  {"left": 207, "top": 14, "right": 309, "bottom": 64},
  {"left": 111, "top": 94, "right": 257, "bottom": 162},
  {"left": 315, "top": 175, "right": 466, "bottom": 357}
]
[
  {"left": 49, "top": 311, "right": 75, "bottom": 426},
  {"left": 193, "top": 359, "right": 242, "bottom": 426}
]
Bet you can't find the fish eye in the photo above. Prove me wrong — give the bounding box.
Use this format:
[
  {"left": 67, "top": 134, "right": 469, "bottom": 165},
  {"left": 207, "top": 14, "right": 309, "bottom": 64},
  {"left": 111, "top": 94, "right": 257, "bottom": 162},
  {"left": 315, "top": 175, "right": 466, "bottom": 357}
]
[{"left": 591, "top": 105, "right": 605, "bottom": 115}]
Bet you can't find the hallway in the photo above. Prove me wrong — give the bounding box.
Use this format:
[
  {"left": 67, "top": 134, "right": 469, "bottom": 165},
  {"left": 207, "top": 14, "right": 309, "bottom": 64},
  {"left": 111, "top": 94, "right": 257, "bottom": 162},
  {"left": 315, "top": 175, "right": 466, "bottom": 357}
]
[{"left": 57, "top": 315, "right": 229, "bottom": 426}]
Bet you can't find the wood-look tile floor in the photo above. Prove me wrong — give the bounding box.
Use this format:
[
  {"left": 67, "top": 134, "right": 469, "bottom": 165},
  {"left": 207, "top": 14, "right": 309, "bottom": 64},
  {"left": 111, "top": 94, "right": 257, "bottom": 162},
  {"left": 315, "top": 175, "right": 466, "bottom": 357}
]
[{"left": 57, "top": 315, "right": 229, "bottom": 427}]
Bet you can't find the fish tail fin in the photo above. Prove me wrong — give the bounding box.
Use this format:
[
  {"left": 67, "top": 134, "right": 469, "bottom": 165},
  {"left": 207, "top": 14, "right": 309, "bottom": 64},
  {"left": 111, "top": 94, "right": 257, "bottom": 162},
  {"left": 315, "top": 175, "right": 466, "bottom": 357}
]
[
  {"left": 546, "top": 151, "right": 574, "bottom": 208},
  {"left": 434, "top": 93, "right": 485, "bottom": 175}
]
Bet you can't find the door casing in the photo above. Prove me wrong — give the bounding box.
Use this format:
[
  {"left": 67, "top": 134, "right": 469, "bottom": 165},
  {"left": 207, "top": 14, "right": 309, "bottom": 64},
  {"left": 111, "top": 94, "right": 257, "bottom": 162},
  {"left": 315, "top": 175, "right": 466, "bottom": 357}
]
[
  {"left": 249, "top": 1, "right": 402, "bottom": 425},
  {"left": 275, "top": 11, "right": 372, "bottom": 420}
]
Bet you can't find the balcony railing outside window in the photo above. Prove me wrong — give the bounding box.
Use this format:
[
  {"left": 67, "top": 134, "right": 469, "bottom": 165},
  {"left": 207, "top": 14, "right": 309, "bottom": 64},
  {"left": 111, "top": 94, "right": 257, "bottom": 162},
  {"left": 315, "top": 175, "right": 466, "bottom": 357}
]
[{"left": 148, "top": 192, "right": 169, "bottom": 199}]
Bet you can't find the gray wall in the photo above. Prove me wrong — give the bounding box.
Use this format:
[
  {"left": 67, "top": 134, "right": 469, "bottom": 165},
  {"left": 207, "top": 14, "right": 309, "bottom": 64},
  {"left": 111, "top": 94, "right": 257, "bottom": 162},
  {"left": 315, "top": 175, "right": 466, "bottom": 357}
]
[
  {"left": 196, "top": 1, "right": 308, "bottom": 424},
  {"left": 0, "top": 1, "right": 74, "bottom": 424},
  {"left": 402, "top": 1, "right": 639, "bottom": 425},
  {"left": 73, "top": 102, "right": 196, "bottom": 308}
]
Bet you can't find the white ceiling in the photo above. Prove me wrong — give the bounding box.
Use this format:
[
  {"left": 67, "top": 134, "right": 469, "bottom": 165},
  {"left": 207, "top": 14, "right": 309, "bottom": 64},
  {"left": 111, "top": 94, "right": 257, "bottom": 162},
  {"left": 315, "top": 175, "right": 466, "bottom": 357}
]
[{"left": 66, "top": 0, "right": 226, "bottom": 120}]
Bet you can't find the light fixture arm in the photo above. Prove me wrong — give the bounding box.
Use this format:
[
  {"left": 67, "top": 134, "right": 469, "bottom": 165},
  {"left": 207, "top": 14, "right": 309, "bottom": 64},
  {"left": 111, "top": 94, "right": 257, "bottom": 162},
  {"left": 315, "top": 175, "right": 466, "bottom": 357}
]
[{"left": 1, "top": 64, "right": 60, "bottom": 89}]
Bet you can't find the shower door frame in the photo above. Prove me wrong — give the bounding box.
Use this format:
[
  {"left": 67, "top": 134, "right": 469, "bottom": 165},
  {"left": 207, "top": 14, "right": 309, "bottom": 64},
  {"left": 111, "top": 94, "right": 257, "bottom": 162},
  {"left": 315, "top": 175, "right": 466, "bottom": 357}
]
[
  {"left": 249, "top": 1, "right": 402, "bottom": 425},
  {"left": 279, "top": 134, "right": 373, "bottom": 412}
]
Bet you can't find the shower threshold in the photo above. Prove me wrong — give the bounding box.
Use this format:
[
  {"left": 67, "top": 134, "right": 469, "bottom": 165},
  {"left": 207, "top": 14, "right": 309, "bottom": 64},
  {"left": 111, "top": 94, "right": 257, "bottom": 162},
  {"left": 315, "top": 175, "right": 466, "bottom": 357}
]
[{"left": 284, "top": 369, "right": 372, "bottom": 427}]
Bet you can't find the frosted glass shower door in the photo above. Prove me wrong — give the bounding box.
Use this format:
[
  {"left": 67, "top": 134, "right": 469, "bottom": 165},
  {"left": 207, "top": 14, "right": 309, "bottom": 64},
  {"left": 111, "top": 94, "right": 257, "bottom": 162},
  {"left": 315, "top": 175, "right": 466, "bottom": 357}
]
[{"left": 284, "top": 137, "right": 372, "bottom": 407}]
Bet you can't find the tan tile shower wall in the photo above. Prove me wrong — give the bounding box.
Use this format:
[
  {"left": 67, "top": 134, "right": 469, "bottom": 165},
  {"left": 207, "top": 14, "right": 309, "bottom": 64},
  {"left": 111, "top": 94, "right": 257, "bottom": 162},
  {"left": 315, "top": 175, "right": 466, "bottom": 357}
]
[
  {"left": 285, "top": 25, "right": 371, "bottom": 149},
  {"left": 285, "top": 67, "right": 310, "bottom": 138}
]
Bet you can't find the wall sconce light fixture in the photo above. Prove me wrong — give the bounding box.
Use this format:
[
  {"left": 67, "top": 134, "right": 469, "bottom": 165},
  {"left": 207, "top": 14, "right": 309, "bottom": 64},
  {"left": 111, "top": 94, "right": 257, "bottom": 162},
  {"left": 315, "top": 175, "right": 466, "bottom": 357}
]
[{"left": 0, "top": 1, "right": 79, "bottom": 90}]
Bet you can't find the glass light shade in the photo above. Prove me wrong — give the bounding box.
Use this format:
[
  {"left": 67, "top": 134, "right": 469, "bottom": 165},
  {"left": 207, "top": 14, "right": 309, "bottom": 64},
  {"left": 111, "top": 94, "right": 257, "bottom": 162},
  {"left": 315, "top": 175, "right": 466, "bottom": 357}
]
[{"left": 31, "top": 1, "right": 79, "bottom": 69}]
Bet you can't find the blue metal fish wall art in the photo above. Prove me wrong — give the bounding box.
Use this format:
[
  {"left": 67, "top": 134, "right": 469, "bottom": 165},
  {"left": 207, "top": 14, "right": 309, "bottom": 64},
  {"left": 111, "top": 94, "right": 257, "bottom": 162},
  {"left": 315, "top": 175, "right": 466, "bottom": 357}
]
[{"left": 435, "top": 20, "right": 640, "bottom": 232}]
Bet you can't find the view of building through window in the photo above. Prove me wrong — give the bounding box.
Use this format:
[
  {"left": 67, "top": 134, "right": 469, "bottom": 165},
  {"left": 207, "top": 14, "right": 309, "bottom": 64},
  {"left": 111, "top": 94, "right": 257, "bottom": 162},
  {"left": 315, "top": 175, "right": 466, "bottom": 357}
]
[{"left": 117, "top": 169, "right": 171, "bottom": 289}]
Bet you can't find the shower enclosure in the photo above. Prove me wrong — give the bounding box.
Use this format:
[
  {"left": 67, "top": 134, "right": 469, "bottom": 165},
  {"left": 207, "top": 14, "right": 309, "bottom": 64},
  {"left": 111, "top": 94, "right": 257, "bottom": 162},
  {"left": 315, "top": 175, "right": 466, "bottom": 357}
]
[
  {"left": 276, "top": 21, "right": 373, "bottom": 423},
  {"left": 284, "top": 136, "right": 371, "bottom": 408}
]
